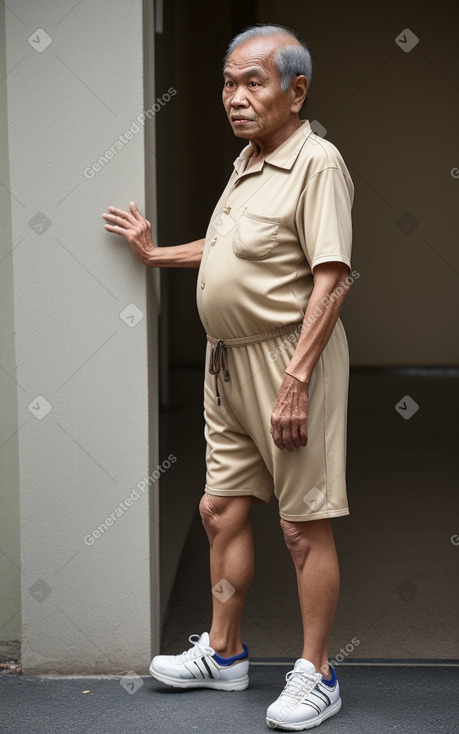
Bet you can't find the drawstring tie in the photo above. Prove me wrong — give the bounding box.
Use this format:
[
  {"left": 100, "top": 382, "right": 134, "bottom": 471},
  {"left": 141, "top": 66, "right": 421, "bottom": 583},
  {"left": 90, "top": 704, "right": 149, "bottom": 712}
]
[
  {"left": 208, "top": 340, "right": 230, "bottom": 406},
  {"left": 206, "top": 321, "right": 304, "bottom": 407}
]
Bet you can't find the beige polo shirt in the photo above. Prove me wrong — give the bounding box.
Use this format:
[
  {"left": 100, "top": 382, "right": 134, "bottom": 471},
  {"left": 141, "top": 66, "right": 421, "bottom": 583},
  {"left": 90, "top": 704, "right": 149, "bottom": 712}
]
[{"left": 197, "top": 119, "right": 354, "bottom": 340}]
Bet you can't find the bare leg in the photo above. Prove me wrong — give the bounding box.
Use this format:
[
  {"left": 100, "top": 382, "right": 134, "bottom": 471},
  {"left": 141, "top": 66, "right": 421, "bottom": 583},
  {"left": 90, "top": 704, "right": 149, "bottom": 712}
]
[
  {"left": 199, "top": 494, "right": 255, "bottom": 658},
  {"left": 281, "top": 518, "right": 340, "bottom": 677}
]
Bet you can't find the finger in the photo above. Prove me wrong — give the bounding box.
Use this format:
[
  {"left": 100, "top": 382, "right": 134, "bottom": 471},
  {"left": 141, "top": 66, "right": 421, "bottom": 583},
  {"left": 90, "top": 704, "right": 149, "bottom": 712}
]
[
  {"left": 270, "top": 417, "right": 284, "bottom": 451},
  {"left": 298, "top": 417, "right": 308, "bottom": 447},
  {"left": 103, "top": 211, "right": 128, "bottom": 224},
  {"left": 108, "top": 205, "right": 138, "bottom": 225},
  {"left": 290, "top": 417, "right": 305, "bottom": 449},
  {"left": 280, "top": 422, "right": 295, "bottom": 452},
  {"left": 290, "top": 427, "right": 302, "bottom": 449},
  {"left": 102, "top": 212, "right": 131, "bottom": 229},
  {"left": 107, "top": 206, "right": 130, "bottom": 218},
  {"left": 129, "top": 201, "right": 144, "bottom": 222},
  {"left": 103, "top": 223, "right": 129, "bottom": 238}
]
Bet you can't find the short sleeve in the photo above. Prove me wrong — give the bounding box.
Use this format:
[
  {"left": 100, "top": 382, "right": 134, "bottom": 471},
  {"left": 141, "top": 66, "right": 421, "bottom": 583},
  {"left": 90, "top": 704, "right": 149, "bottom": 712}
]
[{"left": 296, "top": 166, "right": 354, "bottom": 271}]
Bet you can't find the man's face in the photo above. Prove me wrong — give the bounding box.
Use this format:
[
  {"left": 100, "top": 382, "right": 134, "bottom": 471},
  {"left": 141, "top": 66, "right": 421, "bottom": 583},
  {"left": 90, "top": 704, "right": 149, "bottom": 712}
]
[{"left": 222, "top": 36, "right": 301, "bottom": 146}]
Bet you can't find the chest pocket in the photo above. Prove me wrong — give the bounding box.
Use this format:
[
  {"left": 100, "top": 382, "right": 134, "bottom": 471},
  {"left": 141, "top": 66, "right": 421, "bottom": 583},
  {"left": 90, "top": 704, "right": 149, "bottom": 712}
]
[{"left": 232, "top": 210, "right": 281, "bottom": 260}]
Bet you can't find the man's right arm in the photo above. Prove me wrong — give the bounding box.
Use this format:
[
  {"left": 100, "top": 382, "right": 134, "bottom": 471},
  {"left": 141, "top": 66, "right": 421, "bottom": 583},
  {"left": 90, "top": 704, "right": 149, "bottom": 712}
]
[
  {"left": 147, "top": 239, "right": 204, "bottom": 268},
  {"left": 102, "top": 201, "right": 204, "bottom": 268}
]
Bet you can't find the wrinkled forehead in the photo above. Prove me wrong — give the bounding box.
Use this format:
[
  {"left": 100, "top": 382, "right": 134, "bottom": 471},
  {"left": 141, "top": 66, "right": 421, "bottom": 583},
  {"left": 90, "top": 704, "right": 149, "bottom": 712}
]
[{"left": 224, "top": 35, "right": 291, "bottom": 75}]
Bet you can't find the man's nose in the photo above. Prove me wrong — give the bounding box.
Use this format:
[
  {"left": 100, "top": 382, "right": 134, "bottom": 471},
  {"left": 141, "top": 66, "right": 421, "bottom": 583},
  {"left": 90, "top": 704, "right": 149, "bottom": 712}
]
[{"left": 230, "top": 87, "right": 249, "bottom": 107}]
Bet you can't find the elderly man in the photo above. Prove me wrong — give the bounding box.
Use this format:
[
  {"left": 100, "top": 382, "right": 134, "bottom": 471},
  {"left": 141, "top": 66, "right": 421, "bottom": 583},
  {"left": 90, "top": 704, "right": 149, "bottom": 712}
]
[{"left": 103, "top": 23, "right": 354, "bottom": 732}]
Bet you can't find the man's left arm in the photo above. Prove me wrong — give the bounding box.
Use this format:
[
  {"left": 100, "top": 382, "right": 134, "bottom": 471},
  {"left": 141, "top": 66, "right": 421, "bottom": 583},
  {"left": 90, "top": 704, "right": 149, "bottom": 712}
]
[{"left": 270, "top": 261, "right": 350, "bottom": 452}]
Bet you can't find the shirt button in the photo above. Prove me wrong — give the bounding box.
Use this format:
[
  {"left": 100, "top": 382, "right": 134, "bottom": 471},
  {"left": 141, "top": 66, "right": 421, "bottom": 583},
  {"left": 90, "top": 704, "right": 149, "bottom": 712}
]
[
  {"left": 200, "top": 281, "right": 205, "bottom": 290},
  {"left": 223, "top": 205, "right": 231, "bottom": 215},
  {"left": 210, "top": 237, "right": 217, "bottom": 246}
]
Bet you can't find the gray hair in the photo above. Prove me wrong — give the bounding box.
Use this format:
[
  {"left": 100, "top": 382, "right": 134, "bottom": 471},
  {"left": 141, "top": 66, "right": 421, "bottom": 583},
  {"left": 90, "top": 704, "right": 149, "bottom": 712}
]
[{"left": 223, "top": 24, "right": 312, "bottom": 92}]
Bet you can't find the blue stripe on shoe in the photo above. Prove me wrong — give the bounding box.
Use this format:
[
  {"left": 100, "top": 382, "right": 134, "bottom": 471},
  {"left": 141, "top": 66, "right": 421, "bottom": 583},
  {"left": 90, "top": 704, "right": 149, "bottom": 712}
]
[
  {"left": 321, "top": 666, "right": 337, "bottom": 687},
  {"left": 213, "top": 644, "right": 249, "bottom": 666}
]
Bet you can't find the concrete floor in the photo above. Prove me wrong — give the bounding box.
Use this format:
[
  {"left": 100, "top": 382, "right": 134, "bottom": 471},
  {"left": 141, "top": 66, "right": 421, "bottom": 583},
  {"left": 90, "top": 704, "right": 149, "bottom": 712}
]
[
  {"left": 160, "top": 368, "right": 459, "bottom": 661},
  {"left": 1, "top": 665, "right": 458, "bottom": 734}
]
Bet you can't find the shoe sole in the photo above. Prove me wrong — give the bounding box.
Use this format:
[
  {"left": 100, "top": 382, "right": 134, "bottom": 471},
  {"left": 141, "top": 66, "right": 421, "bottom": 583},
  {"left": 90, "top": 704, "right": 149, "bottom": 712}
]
[
  {"left": 266, "top": 697, "right": 341, "bottom": 730},
  {"left": 149, "top": 664, "right": 249, "bottom": 691}
]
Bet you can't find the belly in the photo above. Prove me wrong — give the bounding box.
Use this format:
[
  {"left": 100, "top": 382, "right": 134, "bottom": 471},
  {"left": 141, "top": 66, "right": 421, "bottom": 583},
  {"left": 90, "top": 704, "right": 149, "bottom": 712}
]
[{"left": 197, "top": 238, "right": 313, "bottom": 340}]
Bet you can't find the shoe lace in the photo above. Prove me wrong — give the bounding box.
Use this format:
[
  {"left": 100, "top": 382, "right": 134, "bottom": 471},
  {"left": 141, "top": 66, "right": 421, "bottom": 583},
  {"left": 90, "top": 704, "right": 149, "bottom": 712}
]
[
  {"left": 278, "top": 670, "right": 322, "bottom": 702},
  {"left": 176, "top": 635, "right": 214, "bottom": 662}
]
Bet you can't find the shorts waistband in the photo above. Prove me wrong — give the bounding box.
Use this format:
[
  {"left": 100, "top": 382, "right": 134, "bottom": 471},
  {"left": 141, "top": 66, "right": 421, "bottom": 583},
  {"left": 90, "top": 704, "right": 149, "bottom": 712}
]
[
  {"left": 206, "top": 321, "right": 303, "bottom": 348},
  {"left": 207, "top": 321, "right": 303, "bottom": 407}
]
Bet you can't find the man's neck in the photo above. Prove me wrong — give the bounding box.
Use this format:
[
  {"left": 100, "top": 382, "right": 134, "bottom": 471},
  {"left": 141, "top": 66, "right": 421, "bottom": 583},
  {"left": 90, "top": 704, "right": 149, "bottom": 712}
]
[
  {"left": 250, "top": 118, "right": 301, "bottom": 160},
  {"left": 248, "top": 118, "right": 302, "bottom": 163}
]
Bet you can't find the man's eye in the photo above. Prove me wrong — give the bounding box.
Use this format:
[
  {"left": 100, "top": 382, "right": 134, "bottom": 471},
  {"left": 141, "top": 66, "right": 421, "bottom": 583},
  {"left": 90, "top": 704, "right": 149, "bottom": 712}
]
[
  {"left": 225, "top": 81, "right": 235, "bottom": 88},
  {"left": 248, "top": 81, "right": 260, "bottom": 88}
]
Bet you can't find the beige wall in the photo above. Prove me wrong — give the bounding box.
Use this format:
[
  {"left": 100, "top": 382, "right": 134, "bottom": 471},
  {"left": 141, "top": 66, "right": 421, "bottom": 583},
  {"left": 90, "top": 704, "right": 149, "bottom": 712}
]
[
  {"left": 158, "top": 0, "right": 459, "bottom": 367},
  {"left": 3, "top": 0, "right": 159, "bottom": 673},
  {"left": 0, "top": 2, "right": 21, "bottom": 658}
]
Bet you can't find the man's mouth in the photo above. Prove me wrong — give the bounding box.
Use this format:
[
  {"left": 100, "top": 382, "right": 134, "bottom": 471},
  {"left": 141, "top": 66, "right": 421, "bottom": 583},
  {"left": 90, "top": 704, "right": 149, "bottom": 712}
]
[{"left": 232, "top": 116, "right": 254, "bottom": 125}]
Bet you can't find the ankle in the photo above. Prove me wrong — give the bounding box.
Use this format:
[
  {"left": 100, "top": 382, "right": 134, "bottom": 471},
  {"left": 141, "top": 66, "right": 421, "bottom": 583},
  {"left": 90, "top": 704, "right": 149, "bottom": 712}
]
[
  {"left": 210, "top": 634, "right": 244, "bottom": 658},
  {"left": 302, "top": 655, "right": 330, "bottom": 678},
  {"left": 214, "top": 646, "right": 245, "bottom": 660}
]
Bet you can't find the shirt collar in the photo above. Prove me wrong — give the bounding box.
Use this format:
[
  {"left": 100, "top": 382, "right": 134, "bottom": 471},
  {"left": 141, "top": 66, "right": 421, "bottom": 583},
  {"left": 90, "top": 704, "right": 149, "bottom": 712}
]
[{"left": 233, "top": 119, "right": 313, "bottom": 175}]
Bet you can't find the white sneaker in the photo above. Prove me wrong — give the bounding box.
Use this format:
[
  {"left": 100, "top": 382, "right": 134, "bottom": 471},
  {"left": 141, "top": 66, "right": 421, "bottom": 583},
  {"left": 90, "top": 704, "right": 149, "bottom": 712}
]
[
  {"left": 149, "top": 632, "right": 249, "bottom": 691},
  {"left": 266, "top": 659, "right": 341, "bottom": 730}
]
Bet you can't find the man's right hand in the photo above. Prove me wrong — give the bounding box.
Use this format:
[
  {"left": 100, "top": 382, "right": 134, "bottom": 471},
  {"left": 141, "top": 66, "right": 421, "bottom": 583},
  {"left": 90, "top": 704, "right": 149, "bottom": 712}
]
[{"left": 102, "top": 201, "right": 154, "bottom": 265}]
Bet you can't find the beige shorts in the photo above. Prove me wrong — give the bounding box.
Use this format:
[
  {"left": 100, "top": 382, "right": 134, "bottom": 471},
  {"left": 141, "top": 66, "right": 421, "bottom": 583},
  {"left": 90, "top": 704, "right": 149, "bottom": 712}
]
[{"left": 203, "top": 321, "right": 350, "bottom": 521}]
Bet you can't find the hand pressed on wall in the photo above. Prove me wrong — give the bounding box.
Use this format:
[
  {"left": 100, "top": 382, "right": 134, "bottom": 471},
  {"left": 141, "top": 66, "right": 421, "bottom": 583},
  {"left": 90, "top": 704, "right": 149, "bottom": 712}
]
[{"left": 102, "top": 201, "right": 154, "bottom": 264}]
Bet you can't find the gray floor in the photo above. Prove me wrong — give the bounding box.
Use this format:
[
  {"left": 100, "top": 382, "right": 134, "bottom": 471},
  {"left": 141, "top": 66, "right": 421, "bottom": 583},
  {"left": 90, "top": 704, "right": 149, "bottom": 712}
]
[
  {"left": 160, "top": 368, "right": 459, "bottom": 660},
  {"left": 1, "top": 665, "right": 458, "bottom": 734}
]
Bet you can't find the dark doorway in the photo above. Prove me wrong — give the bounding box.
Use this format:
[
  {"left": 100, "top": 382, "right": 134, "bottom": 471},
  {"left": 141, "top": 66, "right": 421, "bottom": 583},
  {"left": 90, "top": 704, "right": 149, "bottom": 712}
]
[{"left": 155, "top": 0, "right": 459, "bottom": 662}]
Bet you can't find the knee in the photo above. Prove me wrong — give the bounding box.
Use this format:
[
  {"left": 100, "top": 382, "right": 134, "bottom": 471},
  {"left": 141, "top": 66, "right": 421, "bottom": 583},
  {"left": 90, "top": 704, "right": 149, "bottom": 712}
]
[
  {"left": 199, "top": 494, "right": 223, "bottom": 544},
  {"left": 199, "top": 494, "right": 251, "bottom": 545},
  {"left": 280, "top": 518, "right": 312, "bottom": 571}
]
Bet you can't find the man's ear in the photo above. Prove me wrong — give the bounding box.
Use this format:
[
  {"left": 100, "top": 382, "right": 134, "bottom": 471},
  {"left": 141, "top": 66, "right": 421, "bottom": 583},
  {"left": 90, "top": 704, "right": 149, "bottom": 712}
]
[{"left": 291, "top": 75, "right": 308, "bottom": 113}]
